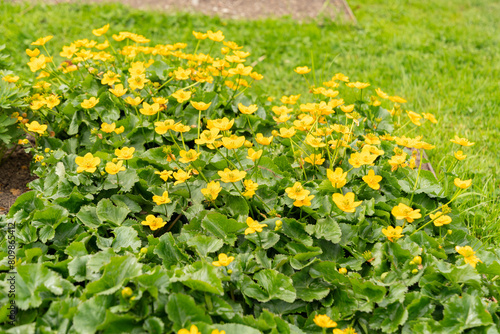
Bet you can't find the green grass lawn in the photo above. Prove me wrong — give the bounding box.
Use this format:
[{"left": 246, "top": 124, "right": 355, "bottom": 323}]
[{"left": 1, "top": 0, "right": 499, "bottom": 242}]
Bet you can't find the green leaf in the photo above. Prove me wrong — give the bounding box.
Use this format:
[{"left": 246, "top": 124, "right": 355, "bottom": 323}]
[
  {"left": 154, "top": 232, "right": 189, "bottom": 268},
  {"left": 96, "top": 199, "right": 130, "bottom": 226},
  {"left": 370, "top": 302, "right": 408, "bottom": 332},
  {"left": 398, "top": 169, "right": 443, "bottom": 198},
  {"left": 440, "top": 294, "right": 493, "bottom": 331},
  {"left": 84, "top": 255, "right": 142, "bottom": 296},
  {"left": 77, "top": 205, "right": 102, "bottom": 228},
  {"left": 73, "top": 295, "right": 113, "bottom": 334},
  {"left": 112, "top": 226, "right": 141, "bottom": 252},
  {"left": 305, "top": 216, "right": 341, "bottom": 243},
  {"left": 166, "top": 293, "right": 211, "bottom": 330},
  {"left": 201, "top": 212, "right": 246, "bottom": 245},
  {"left": 292, "top": 270, "right": 330, "bottom": 302},
  {"left": 143, "top": 317, "right": 164, "bottom": 334},
  {"left": 214, "top": 324, "right": 261, "bottom": 334},
  {"left": 245, "top": 230, "right": 280, "bottom": 249},
  {"left": 243, "top": 269, "right": 296, "bottom": 303},
  {"left": 171, "top": 261, "right": 224, "bottom": 295},
  {"left": 224, "top": 194, "right": 249, "bottom": 218},
  {"left": 186, "top": 235, "right": 224, "bottom": 257},
  {"left": 118, "top": 168, "right": 140, "bottom": 192}
]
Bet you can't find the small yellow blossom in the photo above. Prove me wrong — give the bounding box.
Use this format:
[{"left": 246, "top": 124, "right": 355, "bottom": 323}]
[
  {"left": 285, "top": 182, "right": 310, "bottom": 201},
  {"left": 207, "top": 30, "right": 225, "bottom": 42},
  {"left": 75, "top": 153, "right": 101, "bottom": 173},
  {"left": 362, "top": 170, "right": 383, "bottom": 190},
  {"left": 407, "top": 111, "right": 422, "bottom": 126},
  {"left": 121, "top": 287, "right": 133, "bottom": 298},
  {"left": 173, "top": 169, "right": 192, "bottom": 185},
  {"left": 313, "top": 314, "right": 337, "bottom": 328},
  {"left": 92, "top": 24, "right": 110, "bottom": 37},
  {"left": 101, "top": 70, "right": 120, "bottom": 86},
  {"left": 327, "top": 168, "right": 347, "bottom": 188},
  {"left": 26, "top": 121, "right": 47, "bottom": 135},
  {"left": 294, "top": 194, "right": 314, "bottom": 207},
  {"left": 430, "top": 212, "right": 452, "bottom": 226},
  {"left": 155, "top": 170, "right": 173, "bottom": 181},
  {"left": 391, "top": 203, "right": 421, "bottom": 223},
  {"left": 388, "top": 96, "right": 407, "bottom": 103},
  {"left": 218, "top": 168, "right": 247, "bottom": 183},
  {"left": 375, "top": 88, "right": 389, "bottom": 99},
  {"left": 332, "top": 192, "right": 362, "bottom": 213},
  {"left": 255, "top": 133, "right": 273, "bottom": 145},
  {"left": 153, "top": 191, "right": 171, "bottom": 205},
  {"left": 201, "top": 181, "right": 222, "bottom": 201},
  {"left": 221, "top": 135, "right": 245, "bottom": 150},
  {"left": 238, "top": 103, "right": 258, "bottom": 115},
  {"left": 101, "top": 122, "right": 116, "bottom": 133},
  {"left": 454, "top": 178, "right": 472, "bottom": 189},
  {"left": 179, "top": 149, "right": 201, "bottom": 163},
  {"left": 2, "top": 75, "right": 19, "bottom": 83},
  {"left": 455, "top": 245, "right": 482, "bottom": 268},
  {"left": 294, "top": 66, "right": 311, "bottom": 74},
  {"left": 382, "top": 226, "right": 404, "bottom": 242},
  {"left": 454, "top": 150, "right": 467, "bottom": 161},
  {"left": 450, "top": 135, "right": 475, "bottom": 147},
  {"left": 196, "top": 128, "right": 223, "bottom": 145},
  {"left": 242, "top": 179, "right": 258, "bottom": 198},
  {"left": 207, "top": 117, "right": 234, "bottom": 131},
  {"left": 105, "top": 160, "right": 126, "bottom": 175},
  {"left": 346, "top": 81, "right": 370, "bottom": 89},
  {"left": 32, "top": 35, "right": 53, "bottom": 46},
  {"left": 141, "top": 215, "right": 166, "bottom": 231},
  {"left": 191, "top": 101, "right": 212, "bottom": 111},
  {"left": 115, "top": 147, "right": 135, "bottom": 160},
  {"left": 422, "top": 112, "right": 438, "bottom": 124},
  {"left": 245, "top": 217, "right": 268, "bottom": 235},
  {"left": 81, "top": 97, "right": 99, "bottom": 109},
  {"left": 304, "top": 154, "right": 325, "bottom": 165},
  {"left": 212, "top": 253, "right": 235, "bottom": 267},
  {"left": 247, "top": 148, "right": 263, "bottom": 161}
]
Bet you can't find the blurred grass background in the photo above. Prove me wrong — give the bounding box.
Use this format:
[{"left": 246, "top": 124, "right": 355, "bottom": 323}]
[{"left": 1, "top": 0, "right": 499, "bottom": 242}]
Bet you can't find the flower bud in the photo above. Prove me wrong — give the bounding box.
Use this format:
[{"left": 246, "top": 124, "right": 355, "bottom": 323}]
[
  {"left": 121, "top": 287, "right": 133, "bottom": 298},
  {"left": 140, "top": 247, "right": 148, "bottom": 254},
  {"left": 412, "top": 269, "right": 418, "bottom": 274},
  {"left": 338, "top": 267, "right": 347, "bottom": 274},
  {"left": 412, "top": 256, "right": 422, "bottom": 265}
]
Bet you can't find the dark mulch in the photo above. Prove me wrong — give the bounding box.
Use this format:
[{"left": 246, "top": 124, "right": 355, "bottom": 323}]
[{"left": 0, "top": 147, "right": 37, "bottom": 215}]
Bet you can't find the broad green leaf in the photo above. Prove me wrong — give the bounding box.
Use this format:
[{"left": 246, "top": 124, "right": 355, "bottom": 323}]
[
  {"left": 171, "top": 261, "right": 224, "bottom": 295},
  {"left": 73, "top": 295, "right": 113, "bottom": 334},
  {"left": 440, "top": 294, "right": 493, "bottom": 331},
  {"left": 186, "top": 235, "right": 224, "bottom": 257},
  {"left": 201, "top": 212, "right": 246, "bottom": 245},
  {"left": 370, "top": 302, "right": 408, "bottom": 332},
  {"left": 305, "top": 216, "right": 341, "bottom": 243},
  {"left": 166, "top": 293, "right": 211, "bottom": 330},
  {"left": 154, "top": 232, "right": 189, "bottom": 268},
  {"left": 76, "top": 205, "right": 102, "bottom": 228},
  {"left": 243, "top": 269, "right": 296, "bottom": 303},
  {"left": 96, "top": 199, "right": 130, "bottom": 226},
  {"left": 112, "top": 226, "right": 141, "bottom": 252}
]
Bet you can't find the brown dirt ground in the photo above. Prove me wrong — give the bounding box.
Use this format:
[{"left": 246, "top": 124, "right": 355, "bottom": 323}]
[
  {"left": 18, "top": 0, "right": 356, "bottom": 21},
  {"left": 0, "top": 147, "right": 37, "bottom": 214}
]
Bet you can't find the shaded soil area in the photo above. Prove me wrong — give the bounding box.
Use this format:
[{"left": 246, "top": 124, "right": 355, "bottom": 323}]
[
  {"left": 0, "top": 148, "right": 37, "bottom": 214},
  {"left": 15, "top": 0, "right": 355, "bottom": 21}
]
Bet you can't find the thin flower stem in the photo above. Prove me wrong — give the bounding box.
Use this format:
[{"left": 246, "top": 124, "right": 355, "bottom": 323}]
[
  {"left": 214, "top": 145, "right": 238, "bottom": 169},
  {"left": 232, "top": 182, "right": 254, "bottom": 216},
  {"left": 409, "top": 150, "right": 424, "bottom": 205},
  {"left": 233, "top": 150, "right": 245, "bottom": 170}
]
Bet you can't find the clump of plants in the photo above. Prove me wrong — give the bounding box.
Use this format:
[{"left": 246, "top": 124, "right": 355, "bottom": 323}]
[{"left": 1, "top": 25, "right": 499, "bottom": 333}]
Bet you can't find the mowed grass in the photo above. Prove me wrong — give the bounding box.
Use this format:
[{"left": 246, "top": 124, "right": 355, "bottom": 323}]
[{"left": 1, "top": 0, "right": 499, "bottom": 243}]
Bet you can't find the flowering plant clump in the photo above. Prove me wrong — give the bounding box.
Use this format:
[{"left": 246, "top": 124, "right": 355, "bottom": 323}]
[{"left": 1, "top": 27, "right": 500, "bottom": 333}]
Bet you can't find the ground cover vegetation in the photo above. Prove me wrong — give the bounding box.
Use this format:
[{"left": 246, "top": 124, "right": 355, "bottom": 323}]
[{"left": 0, "top": 1, "right": 499, "bottom": 333}]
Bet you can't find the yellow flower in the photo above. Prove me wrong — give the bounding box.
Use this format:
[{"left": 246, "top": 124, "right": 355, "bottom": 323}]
[
  {"left": 285, "top": 182, "right": 310, "bottom": 201},
  {"left": 362, "top": 170, "right": 382, "bottom": 190},
  {"left": 388, "top": 96, "right": 407, "bottom": 103},
  {"left": 327, "top": 168, "right": 347, "bottom": 188},
  {"left": 455, "top": 245, "right": 482, "bottom": 268},
  {"left": 391, "top": 203, "right": 421, "bottom": 223},
  {"left": 388, "top": 153, "right": 407, "bottom": 171},
  {"left": 346, "top": 81, "right": 370, "bottom": 89},
  {"left": 92, "top": 24, "right": 110, "bottom": 37},
  {"left": 294, "top": 66, "right": 311, "bottom": 74},
  {"left": 207, "top": 30, "right": 225, "bottom": 42},
  {"left": 247, "top": 148, "right": 262, "bottom": 161},
  {"left": 153, "top": 97, "right": 168, "bottom": 105},
  {"left": 201, "top": 181, "right": 222, "bottom": 201},
  {"left": 173, "top": 67, "right": 191, "bottom": 80},
  {"left": 218, "top": 168, "right": 247, "bottom": 183},
  {"left": 294, "top": 194, "right": 314, "bottom": 207},
  {"left": 195, "top": 128, "right": 223, "bottom": 145},
  {"left": 75, "top": 153, "right": 101, "bottom": 173},
  {"left": 32, "top": 36, "right": 53, "bottom": 46},
  {"left": 211, "top": 330, "right": 226, "bottom": 334},
  {"left": 179, "top": 149, "right": 201, "bottom": 163},
  {"left": 304, "top": 154, "right": 325, "bottom": 165},
  {"left": 245, "top": 217, "right": 268, "bottom": 235},
  {"left": 332, "top": 73, "right": 349, "bottom": 82},
  {"left": 207, "top": 117, "right": 234, "bottom": 131},
  {"left": 115, "top": 126, "right": 125, "bottom": 134},
  {"left": 128, "top": 74, "right": 150, "bottom": 90},
  {"left": 349, "top": 151, "right": 377, "bottom": 168},
  {"left": 280, "top": 94, "right": 301, "bottom": 105},
  {"left": 340, "top": 104, "right": 355, "bottom": 113},
  {"left": 454, "top": 150, "right": 467, "bottom": 161},
  {"left": 450, "top": 135, "right": 474, "bottom": 147},
  {"left": 155, "top": 170, "right": 173, "bottom": 181},
  {"left": 242, "top": 179, "right": 258, "bottom": 198},
  {"left": 81, "top": 97, "right": 99, "bottom": 109},
  {"left": 228, "top": 64, "right": 253, "bottom": 76},
  {"left": 124, "top": 96, "right": 142, "bottom": 106},
  {"left": 105, "top": 160, "right": 125, "bottom": 175},
  {"left": 305, "top": 134, "right": 326, "bottom": 148},
  {"left": 101, "top": 70, "right": 120, "bottom": 86},
  {"left": 2, "top": 75, "right": 19, "bottom": 83},
  {"left": 26, "top": 48, "right": 40, "bottom": 57},
  {"left": 191, "top": 101, "right": 211, "bottom": 111},
  {"left": 141, "top": 215, "right": 166, "bottom": 231},
  {"left": 277, "top": 127, "right": 296, "bottom": 138},
  {"left": 139, "top": 102, "right": 160, "bottom": 116},
  {"left": 422, "top": 112, "right": 438, "bottom": 124},
  {"left": 172, "top": 89, "right": 192, "bottom": 103},
  {"left": 382, "top": 226, "right": 404, "bottom": 242},
  {"left": 45, "top": 95, "right": 60, "bottom": 109},
  {"left": 173, "top": 169, "right": 192, "bottom": 185},
  {"left": 27, "top": 55, "right": 48, "bottom": 72},
  {"left": 375, "top": 88, "right": 389, "bottom": 99},
  {"left": 212, "top": 253, "right": 235, "bottom": 267},
  {"left": 313, "top": 314, "right": 337, "bottom": 328},
  {"left": 407, "top": 111, "right": 422, "bottom": 126},
  {"left": 430, "top": 212, "right": 452, "bottom": 226},
  {"left": 221, "top": 135, "right": 245, "bottom": 150},
  {"left": 153, "top": 191, "right": 171, "bottom": 205},
  {"left": 171, "top": 123, "right": 191, "bottom": 133},
  {"left": 454, "top": 178, "right": 472, "bottom": 189},
  {"left": 238, "top": 103, "right": 258, "bottom": 115},
  {"left": 192, "top": 31, "right": 208, "bottom": 39},
  {"left": 115, "top": 147, "right": 135, "bottom": 160},
  {"left": 101, "top": 122, "right": 116, "bottom": 133},
  {"left": 26, "top": 121, "right": 47, "bottom": 135},
  {"left": 332, "top": 192, "right": 362, "bottom": 213},
  {"left": 255, "top": 133, "right": 273, "bottom": 145}
]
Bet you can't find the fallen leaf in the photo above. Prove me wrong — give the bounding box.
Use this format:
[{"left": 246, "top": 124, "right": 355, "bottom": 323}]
[{"left": 10, "top": 188, "right": 22, "bottom": 196}]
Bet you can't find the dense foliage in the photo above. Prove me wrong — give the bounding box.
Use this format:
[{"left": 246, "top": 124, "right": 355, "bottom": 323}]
[{"left": 1, "top": 26, "right": 499, "bottom": 333}]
